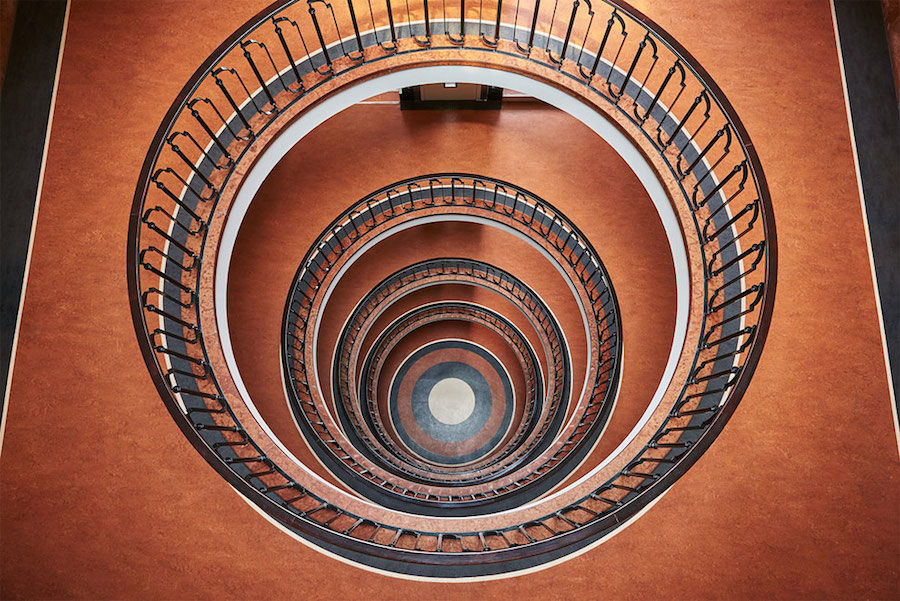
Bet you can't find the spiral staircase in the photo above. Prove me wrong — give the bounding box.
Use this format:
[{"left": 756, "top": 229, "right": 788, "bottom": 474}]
[
  {"left": 123, "top": 0, "right": 776, "bottom": 579},
  {"left": 5, "top": 0, "right": 900, "bottom": 595}
]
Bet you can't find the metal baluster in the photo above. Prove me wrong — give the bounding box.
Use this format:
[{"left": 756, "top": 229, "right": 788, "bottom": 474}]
[
  {"left": 481, "top": 0, "right": 501, "bottom": 47},
  {"left": 515, "top": 0, "right": 540, "bottom": 54},
  {"left": 448, "top": 0, "right": 465, "bottom": 43},
  {"left": 580, "top": 10, "right": 625, "bottom": 81},
  {"left": 272, "top": 17, "right": 311, "bottom": 92},
  {"left": 307, "top": 0, "right": 336, "bottom": 74}
]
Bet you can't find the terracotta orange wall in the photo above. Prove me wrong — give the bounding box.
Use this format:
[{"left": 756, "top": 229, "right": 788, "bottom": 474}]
[{"left": 1, "top": 1, "right": 898, "bottom": 599}]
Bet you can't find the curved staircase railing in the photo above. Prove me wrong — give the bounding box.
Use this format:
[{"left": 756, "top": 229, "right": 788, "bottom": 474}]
[
  {"left": 128, "top": 0, "right": 776, "bottom": 578},
  {"left": 356, "top": 300, "right": 545, "bottom": 478},
  {"left": 284, "top": 244, "right": 618, "bottom": 514},
  {"left": 280, "top": 179, "right": 620, "bottom": 514},
  {"left": 333, "top": 258, "right": 566, "bottom": 484}
]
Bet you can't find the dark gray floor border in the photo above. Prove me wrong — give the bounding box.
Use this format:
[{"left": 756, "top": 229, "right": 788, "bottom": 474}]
[
  {"left": 832, "top": 1, "right": 900, "bottom": 429},
  {"left": 0, "top": 1, "right": 69, "bottom": 412}
]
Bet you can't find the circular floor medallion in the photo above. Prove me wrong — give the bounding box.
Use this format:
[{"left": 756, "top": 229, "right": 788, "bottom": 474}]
[
  {"left": 389, "top": 340, "right": 515, "bottom": 465},
  {"left": 428, "top": 377, "right": 476, "bottom": 425}
]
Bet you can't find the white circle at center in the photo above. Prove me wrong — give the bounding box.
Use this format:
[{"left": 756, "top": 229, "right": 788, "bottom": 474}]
[{"left": 427, "top": 378, "right": 476, "bottom": 425}]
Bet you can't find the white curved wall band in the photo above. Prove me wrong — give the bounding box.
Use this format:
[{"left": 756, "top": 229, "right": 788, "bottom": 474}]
[
  {"left": 386, "top": 338, "right": 517, "bottom": 467},
  {"left": 332, "top": 283, "right": 556, "bottom": 409},
  {"left": 310, "top": 213, "right": 589, "bottom": 448},
  {"left": 345, "top": 298, "right": 546, "bottom": 472},
  {"left": 211, "top": 65, "right": 691, "bottom": 518}
]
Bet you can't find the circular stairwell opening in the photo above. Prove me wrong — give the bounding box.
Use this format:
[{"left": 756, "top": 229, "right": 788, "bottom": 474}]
[{"left": 128, "top": 0, "right": 776, "bottom": 580}]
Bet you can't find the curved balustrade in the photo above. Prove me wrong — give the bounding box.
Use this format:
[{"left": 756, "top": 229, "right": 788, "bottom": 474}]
[
  {"left": 279, "top": 179, "right": 620, "bottom": 513},
  {"left": 335, "top": 260, "right": 560, "bottom": 483},
  {"left": 285, "top": 255, "right": 616, "bottom": 512},
  {"left": 128, "top": 0, "right": 776, "bottom": 578},
  {"left": 357, "top": 301, "right": 543, "bottom": 477}
]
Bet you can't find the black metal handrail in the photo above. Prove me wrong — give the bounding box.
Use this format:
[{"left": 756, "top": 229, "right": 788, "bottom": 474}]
[
  {"left": 357, "top": 300, "right": 542, "bottom": 476},
  {"left": 280, "top": 180, "right": 619, "bottom": 511},
  {"left": 327, "top": 259, "right": 611, "bottom": 502},
  {"left": 127, "top": 0, "right": 776, "bottom": 578},
  {"left": 335, "top": 261, "right": 556, "bottom": 483}
]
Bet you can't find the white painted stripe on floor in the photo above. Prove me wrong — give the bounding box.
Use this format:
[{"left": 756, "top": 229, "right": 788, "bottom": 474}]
[
  {"left": 0, "top": 1, "right": 71, "bottom": 459},
  {"left": 830, "top": 0, "right": 900, "bottom": 458}
]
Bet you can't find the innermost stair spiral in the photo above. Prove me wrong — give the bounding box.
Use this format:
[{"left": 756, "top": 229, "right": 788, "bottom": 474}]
[{"left": 389, "top": 340, "right": 514, "bottom": 466}]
